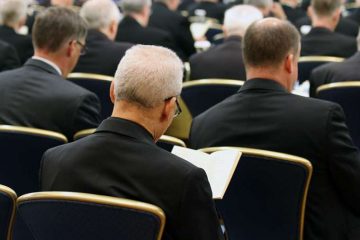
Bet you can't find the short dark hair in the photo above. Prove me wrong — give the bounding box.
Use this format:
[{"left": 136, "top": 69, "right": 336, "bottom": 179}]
[
  {"left": 311, "top": 0, "right": 341, "bottom": 17},
  {"left": 242, "top": 18, "right": 300, "bottom": 68},
  {"left": 32, "top": 7, "right": 87, "bottom": 52}
]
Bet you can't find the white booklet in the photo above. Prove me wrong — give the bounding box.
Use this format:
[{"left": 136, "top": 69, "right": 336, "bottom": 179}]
[{"left": 171, "top": 146, "right": 241, "bottom": 199}]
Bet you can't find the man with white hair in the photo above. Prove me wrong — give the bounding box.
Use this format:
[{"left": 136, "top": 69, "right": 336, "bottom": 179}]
[
  {"left": 189, "top": 5, "right": 263, "bottom": 80},
  {"left": 115, "top": 0, "right": 177, "bottom": 52},
  {"left": 149, "top": 0, "right": 196, "bottom": 61},
  {"left": 244, "top": 0, "right": 287, "bottom": 19},
  {"left": 41, "top": 45, "right": 224, "bottom": 240},
  {"left": 74, "top": 0, "right": 132, "bottom": 76},
  {"left": 0, "top": 0, "right": 33, "bottom": 64}
]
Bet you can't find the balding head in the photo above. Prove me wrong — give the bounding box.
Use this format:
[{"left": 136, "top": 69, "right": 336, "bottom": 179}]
[{"left": 243, "top": 18, "right": 300, "bottom": 69}]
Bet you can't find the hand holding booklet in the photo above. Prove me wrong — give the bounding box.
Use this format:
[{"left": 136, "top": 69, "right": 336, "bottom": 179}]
[{"left": 171, "top": 146, "right": 241, "bottom": 199}]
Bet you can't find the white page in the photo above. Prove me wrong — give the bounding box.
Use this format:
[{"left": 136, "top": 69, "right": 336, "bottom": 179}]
[{"left": 171, "top": 146, "right": 241, "bottom": 199}]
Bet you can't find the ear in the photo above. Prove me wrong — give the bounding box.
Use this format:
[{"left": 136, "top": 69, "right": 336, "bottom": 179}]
[
  {"left": 284, "top": 53, "right": 294, "bottom": 74},
  {"left": 110, "top": 81, "right": 116, "bottom": 104},
  {"left": 109, "top": 20, "right": 118, "bottom": 40},
  {"left": 307, "top": 6, "right": 313, "bottom": 19},
  {"left": 66, "top": 40, "right": 75, "bottom": 58},
  {"left": 333, "top": 8, "right": 341, "bottom": 22},
  {"left": 161, "top": 97, "right": 176, "bottom": 122}
]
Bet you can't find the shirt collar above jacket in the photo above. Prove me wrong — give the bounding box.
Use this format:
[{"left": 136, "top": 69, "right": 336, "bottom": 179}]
[
  {"left": 239, "top": 78, "right": 288, "bottom": 93},
  {"left": 96, "top": 117, "right": 155, "bottom": 145}
]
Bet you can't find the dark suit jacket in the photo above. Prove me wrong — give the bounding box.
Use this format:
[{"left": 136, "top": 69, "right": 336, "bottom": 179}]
[
  {"left": 189, "top": 35, "right": 246, "bottom": 80},
  {"left": 300, "top": 27, "right": 357, "bottom": 58},
  {"left": 115, "top": 16, "right": 177, "bottom": 53},
  {"left": 0, "top": 25, "right": 33, "bottom": 65},
  {"left": 309, "top": 52, "right": 360, "bottom": 97},
  {"left": 0, "top": 40, "right": 20, "bottom": 72},
  {"left": 41, "top": 117, "right": 224, "bottom": 240},
  {"left": 282, "top": 4, "right": 306, "bottom": 24},
  {"left": 73, "top": 30, "right": 132, "bottom": 76},
  {"left": 189, "top": 79, "right": 360, "bottom": 240},
  {"left": 188, "top": 1, "right": 226, "bottom": 23},
  {"left": 149, "top": 2, "right": 195, "bottom": 61},
  {"left": 295, "top": 16, "right": 359, "bottom": 37},
  {"left": 0, "top": 59, "right": 101, "bottom": 140},
  {"left": 346, "top": 9, "right": 360, "bottom": 25}
]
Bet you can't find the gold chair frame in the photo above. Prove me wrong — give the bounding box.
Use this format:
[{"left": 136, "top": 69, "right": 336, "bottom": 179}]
[
  {"left": 0, "top": 185, "right": 16, "bottom": 240},
  {"left": 298, "top": 56, "right": 344, "bottom": 63},
  {"left": 200, "top": 146, "right": 313, "bottom": 240},
  {"left": 183, "top": 79, "right": 245, "bottom": 88},
  {"left": 68, "top": 73, "right": 114, "bottom": 82},
  {"left": 316, "top": 81, "right": 360, "bottom": 94},
  {"left": 17, "top": 191, "right": 166, "bottom": 240},
  {"left": 0, "top": 125, "right": 67, "bottom": 143}
]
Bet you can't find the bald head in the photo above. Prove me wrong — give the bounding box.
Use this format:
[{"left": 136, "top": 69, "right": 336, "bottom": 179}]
[{"left": 243, "top": 18, "right": 300, "bottom": 69}]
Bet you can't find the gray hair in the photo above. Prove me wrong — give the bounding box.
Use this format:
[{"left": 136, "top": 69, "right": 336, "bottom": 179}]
[
  {"left": 244, "top": 0, "right": 273, "bottom": 8},
  {"left": 32, "top": 7, "right": 87, "bottom": 52},
  {"left": 80, "top": 0, "right": 122, "bottom": 30},
  {"left": 0, "top": 0, "right": 27, "bottom": 26},
  {"left": 114, "top": 45, "right": 183, "bottom": 108},
  {"left": 224, "top": 5, "right": 263, "bottom": 37},
  {"left": 121, "top": 0, "right": 152, "bottom": 14},
  {"left": 311, "top": 0, "right": 341, "bottom": 17}
]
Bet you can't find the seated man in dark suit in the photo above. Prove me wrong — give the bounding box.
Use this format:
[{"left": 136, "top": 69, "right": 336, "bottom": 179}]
[
  {"left": 189, "top": 18, "right": 360, "bottom": 240},
  {"left": 115, "top": 0, "right": 177, "bottom": 54},
  {"left": 280, "top": 0, "right": 307, "bottom": 24},
  {"left": 0, "top": 39, "right": 20, "bottom": 72},
  {"left": 0, "top": 7, "right": 101, "bottom": 140},
  {"left": 73, "top": 0, "right": 132, "bottom": 76},
  {"left": 0, "top": 0, "right": 33, "bottom": 64},
  {"left": 301, "top": 0, "right": 357, "bottom": 57},
  {"left": 41, "top": 45, "right": 224, "bottom": 240},
  {"left": 309, "top": 37, "right": 360, "bottom": 96},
  {"left": 149, "top": 0, "right": 196, "bottom": 61},
  {"left": 187, "top": 0, "right": 226, "bottom": 23},
  {"left": 189, "top": 5, "right": 263, "bottom": 80}
]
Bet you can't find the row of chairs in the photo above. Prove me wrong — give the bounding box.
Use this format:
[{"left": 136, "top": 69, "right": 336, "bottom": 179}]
[
  {"left": 0, "top": 187, "right": 165, "bottom": 240},
  {"left": 1, "top": 145, "right": 313, "bottom": 240},
  {"left": 0, "top": 124, "right": 186, "bottom": 196}
]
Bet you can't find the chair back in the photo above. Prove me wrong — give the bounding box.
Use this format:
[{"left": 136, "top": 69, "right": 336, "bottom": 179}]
[
  {"left": 157, "top": 135, "right": 186, "bottom": 152},
  {"left": 0, "top": 125, "right": 67, "bottom": 195},
  {"left": 74, "top": 129, "right": 186, "bottom": 152},
  {"left": 0, "top": 185, "right": 16, "bottom": 240},
  {"left": 182, "top": 79, "right": 244, "bottom": 117},
  {"left": 298, "top": 56, "right": 344, "bottom": 83},
  {"left": 17, "top": 192, "right": 165, "bottom": 240},
  {"left": 68, "top": 73, "right": 114, "bottom": 121},
  {"left": 317, "top": 81, "right": 360, "bottom": 148},
  {"left": 200, "top": 147, "right": 312, "bottom": 240}
]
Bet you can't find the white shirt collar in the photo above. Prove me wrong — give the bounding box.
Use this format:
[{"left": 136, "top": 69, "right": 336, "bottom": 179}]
[{"left": 32, "top": 56, "right": 62, "bottom": 76}]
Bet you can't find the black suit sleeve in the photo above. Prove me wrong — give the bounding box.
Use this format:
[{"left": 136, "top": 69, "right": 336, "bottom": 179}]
[
  {"left": 176, "top": 17, "right": 196, "bottom": 57},
  {"left": 0, "top": 44, "right": 20, "bottom": 71},
  {"left": 175, "top": 167, "right": 224, "bottom": 240},
  {"left": 309, "top": 66, "right": 326, "bottom": 98},
  {"left": 326, "top": 104, "right": 360, "bottom": 215},
  {"left": 73, "top": 93, "right": 101, "bottom": 135}
]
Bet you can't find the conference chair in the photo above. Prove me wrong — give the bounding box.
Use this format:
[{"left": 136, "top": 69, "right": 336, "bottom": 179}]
[
  {"left": 67, "top": 72, "right": 114, "bottom": 121},
  {"left": 74, "top": 128, "right": 186, "bottom": 151},
  {"left": 181, "top": 79, "right": 244, "bottom": 117},
  {"left": 298, "top": 56, "right": 344, "bottom": 83},
  {"left": 0, "top": 185, "right": 16, "bottom": 240},
  {"left": 0, "top": 125, "right": 67, "bottom": 195},
  {"left": 200, "top": 147, "right": 312, "bottom": 240},
  {"left": 317, "top": 81, "right": 360, "bottom": 149},
  {"left": 184, "top": 62, "right": 191, "bottom": 82},
  {"left": 16, "top": 192, "right": 165, "bottom": 240}
]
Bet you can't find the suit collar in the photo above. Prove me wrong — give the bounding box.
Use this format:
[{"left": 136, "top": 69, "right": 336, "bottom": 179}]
[
  {"left": 308, "top": 27, "right": 333, "bottom": 35},
  {"left": 96, "top": 117, "right": 155, "bottom": 145},
  {"left": 154, "top": 1, "right": 168, "bottom": 9},
  {"left": 225, "top": 35, "right": 241, "bottom": 43},
  {"left": 87, "top": 29, "right": 111, "bottom": 42},
  {"left": 0, "top": 25, "right": 16, "bottom": 34},
  {"left": 121, "top": 15, "right": 143, "bottom": 28},
  {"left": 24, "top": 58, "right": 61, "bottom": 76},
  {"left": 239, "top": 78, "right": 288, "bottom": 93}
]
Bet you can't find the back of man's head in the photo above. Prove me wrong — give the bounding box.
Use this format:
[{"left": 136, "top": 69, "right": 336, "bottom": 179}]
[
  {"left": 224, "top": 5, "right": 263, "bottom": 37},
  {"left": 0, "top": 0, "right": 27, "bottom": 28},
  {"left": 121, "top": 0, "right": 152, "bottom": 14},
  {"left": 244, "top": 0, "right": 273, "bottom": 15},
  {"left": 311, "top": 0, "right": 341, "bottom": 17},
  {"left": 114, "top": 45, "right": 183, "bottom": 108},
  {"left": 32, "top": 7, "right": 87, "bottom": 53},
  {"left": 51, "top": 0, "right": 74, "bottom": 7},
  {"left": 243, "top": 18, "right": 300, "bottom": 69},
  {"left": 80, "top": 0, "right": 122, "bottom": 30}
]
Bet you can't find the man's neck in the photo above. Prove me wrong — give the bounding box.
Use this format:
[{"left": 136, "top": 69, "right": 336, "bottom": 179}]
[{"left": 312, "top": 17, "right": 337, "bottom": 31}]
